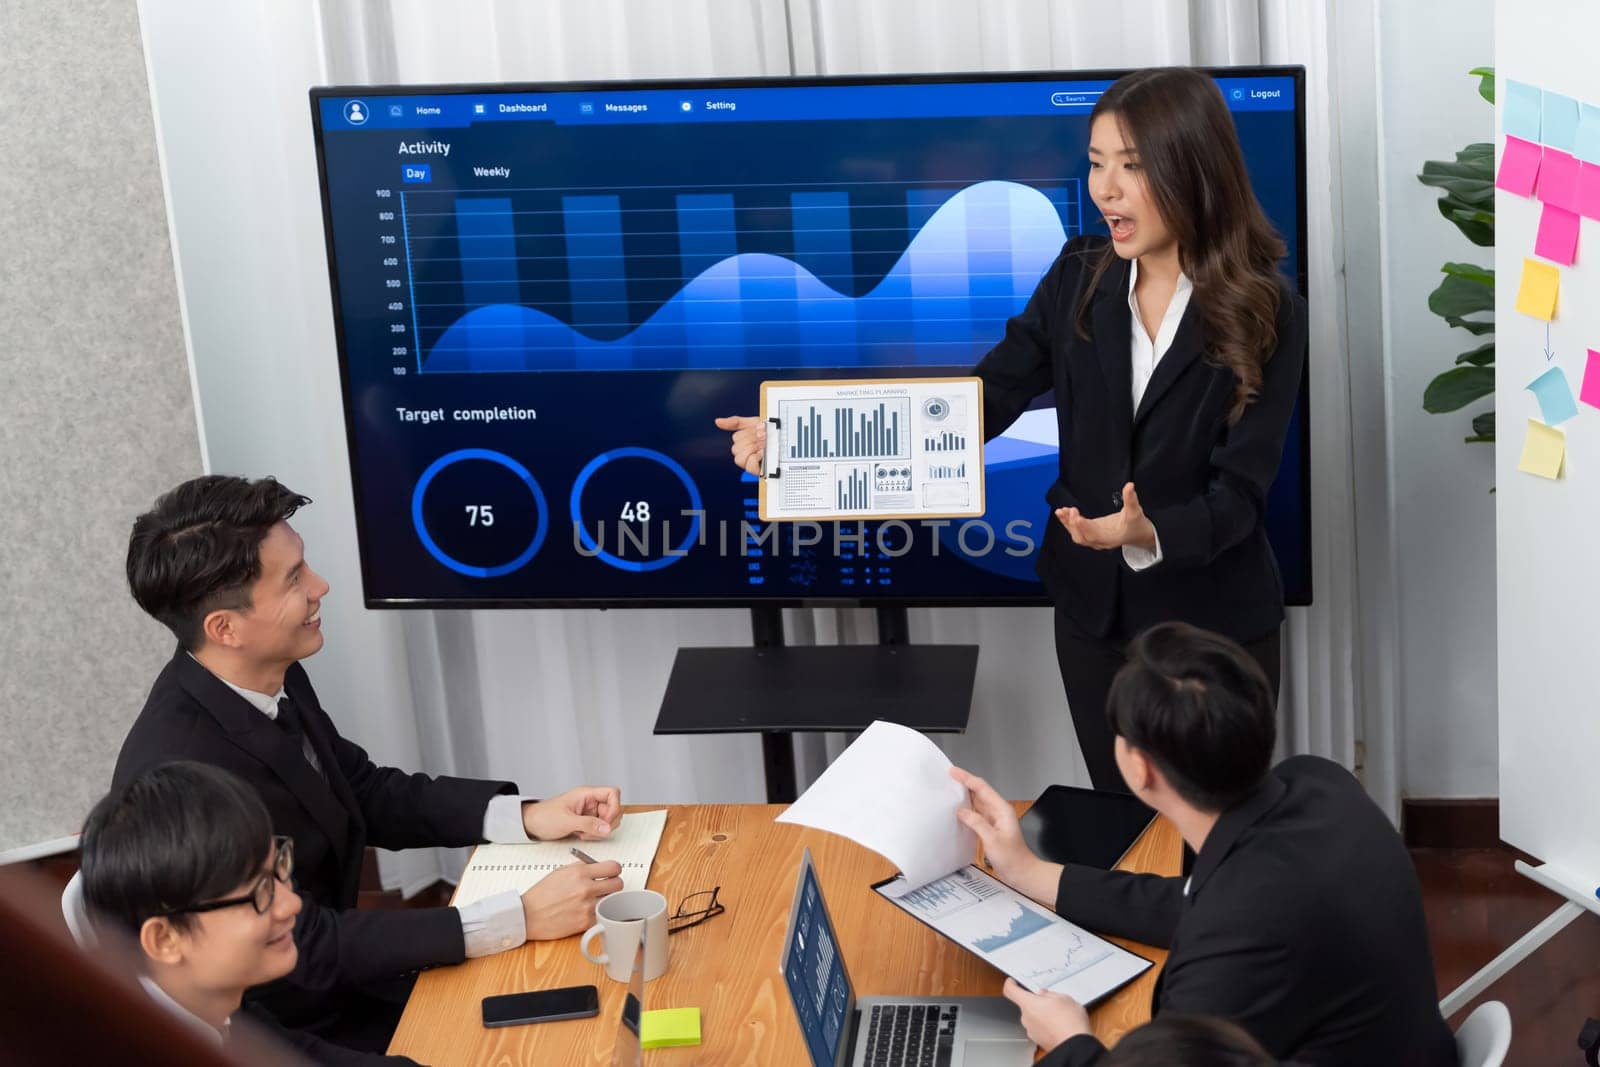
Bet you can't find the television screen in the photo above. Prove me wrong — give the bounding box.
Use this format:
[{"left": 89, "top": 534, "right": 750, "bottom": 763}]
[{"left": 310, "top": 68, "right": 1309, "bottom": 607}]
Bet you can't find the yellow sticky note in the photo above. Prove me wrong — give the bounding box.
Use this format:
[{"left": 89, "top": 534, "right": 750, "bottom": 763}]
[
  {"left": 1515, "top": 258, "right": 1559, "bottom": 321},
  {"left": 1518, "top": 418, "right": 1565, "bottom": 479},
  {"left": 640, "top": 1007, "right": 702, "bottom": 1049}
]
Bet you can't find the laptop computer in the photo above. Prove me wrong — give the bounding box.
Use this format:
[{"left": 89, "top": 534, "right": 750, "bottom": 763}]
[{"left": 781, "top": 848, "right": 1035, "bottom": 1067}]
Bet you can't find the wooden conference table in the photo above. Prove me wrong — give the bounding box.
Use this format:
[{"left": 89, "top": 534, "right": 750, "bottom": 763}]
[{"left": 390, "top": 803, "right": 1180, "bottom": 1065}]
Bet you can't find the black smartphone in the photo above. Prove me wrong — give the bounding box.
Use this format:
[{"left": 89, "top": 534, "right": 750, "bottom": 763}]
[{"left": 481, "top": 985, "right": 600, "bottom": 1028}]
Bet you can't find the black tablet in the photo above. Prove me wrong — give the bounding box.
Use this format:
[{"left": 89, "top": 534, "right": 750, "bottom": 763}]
[{"left": 1018, "top": 785, "right": 1157, "bottom": 870}]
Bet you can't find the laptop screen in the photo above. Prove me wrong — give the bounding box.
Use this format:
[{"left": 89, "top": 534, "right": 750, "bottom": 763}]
[{"left": 783, "top": 851, "right": 854, "bottom": 1067}]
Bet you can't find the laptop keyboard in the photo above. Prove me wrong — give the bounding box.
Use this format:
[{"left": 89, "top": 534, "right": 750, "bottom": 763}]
[{"left": 862, "top": 1003, "right": 959, "bottom": 1067}]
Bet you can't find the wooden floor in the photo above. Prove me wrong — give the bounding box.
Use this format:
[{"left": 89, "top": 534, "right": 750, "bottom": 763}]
[
  {"left": 26, "top": 845, "right": 1600, "bottom": 1064},
  {"left": 1415, "top": 846, "right": 1600, "bottom": 1066}
]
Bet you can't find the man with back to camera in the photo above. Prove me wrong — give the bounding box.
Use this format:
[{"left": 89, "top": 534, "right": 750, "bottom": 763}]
[
  {"left": 78, "top": 760, "right": 419, "bottom": 1065},
  {"left": 952, "top": 621, "right": 1458, "bottom": 1066},
  {"left": 114, "top": 474, "right": 626, "bottom": 1051}
]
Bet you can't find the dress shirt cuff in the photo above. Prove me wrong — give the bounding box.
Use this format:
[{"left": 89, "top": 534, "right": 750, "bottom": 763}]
[
  {"left": 459, "top": 891, "right": 527, "bottom": 958},
  {"left": 1121, "top": 525, "right": 1163, "bottom": 571},
  {"left": 482, "top": 793, "right": 538, "bottom": 844}
]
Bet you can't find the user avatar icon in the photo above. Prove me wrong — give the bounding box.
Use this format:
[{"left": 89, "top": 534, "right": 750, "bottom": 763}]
[{"left": 345, "top": 100, "right": 368, "bottom": 125}]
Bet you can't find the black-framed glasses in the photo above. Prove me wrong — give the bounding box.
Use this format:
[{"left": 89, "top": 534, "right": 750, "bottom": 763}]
[
  {"left": 158, "top": 836, "right": 294, "bottom": 918},
  {"left": 667, "top": 886, "right": 725, "bottom": 934}
]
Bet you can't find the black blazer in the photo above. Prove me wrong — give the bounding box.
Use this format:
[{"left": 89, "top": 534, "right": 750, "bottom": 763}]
[
  {"left": 113, "top": 650, "right": 518, "bottom": 1024},
  {"left": 1041, "top": 757, "right": 1457, "bottom": 1067},
  {"left": 240, "top": 1005, "right": 420, "bottom": 1065},
  {"left": 974, "top": 235, "right": 1308, "bottom": 642}
]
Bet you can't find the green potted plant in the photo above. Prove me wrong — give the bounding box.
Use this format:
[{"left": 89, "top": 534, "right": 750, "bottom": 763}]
[{"left": 1417, "top": 66, "right": 1496, "bottom": 443}]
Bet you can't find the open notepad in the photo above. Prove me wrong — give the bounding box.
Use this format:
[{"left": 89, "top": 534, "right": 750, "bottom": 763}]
[
  {"left": 452, "top": 808, "right": 669, "bottom": 908},
  {"left": 777, "top": 722, "right": 1150, "bottom": 1000}
]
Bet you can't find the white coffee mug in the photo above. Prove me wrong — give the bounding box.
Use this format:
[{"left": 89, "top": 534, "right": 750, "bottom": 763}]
[{"left": 580, "top": 889, "right": 669, "bottom": 983}]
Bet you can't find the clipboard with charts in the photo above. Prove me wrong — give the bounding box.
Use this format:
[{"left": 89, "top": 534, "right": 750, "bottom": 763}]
[{"left": 757, "top": 377, "right": 985, "bottom": 522}]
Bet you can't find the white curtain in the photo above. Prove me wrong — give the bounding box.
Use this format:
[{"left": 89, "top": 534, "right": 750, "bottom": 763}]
[{"left": 300, "top": 0, "right": 1385, "bottom": 894}]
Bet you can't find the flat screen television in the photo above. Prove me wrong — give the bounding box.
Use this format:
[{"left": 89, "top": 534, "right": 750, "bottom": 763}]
[{"left": 309, "top": 67, "right": 1309, "bottom": 608}]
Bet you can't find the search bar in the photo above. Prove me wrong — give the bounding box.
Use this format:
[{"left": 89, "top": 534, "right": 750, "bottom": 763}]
[{"left": 1049, "top": 91, "right": 1101, "bottom": 107}]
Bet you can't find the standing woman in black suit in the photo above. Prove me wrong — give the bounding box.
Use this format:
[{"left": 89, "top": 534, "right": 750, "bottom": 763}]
[{"left": 719, "top": 68, "right": 1307, "bottom": 790}]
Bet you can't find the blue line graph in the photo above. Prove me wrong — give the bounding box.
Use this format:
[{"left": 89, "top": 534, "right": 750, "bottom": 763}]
[{"left": 403, "top": 179, "right": 1080, "bottom": 373}]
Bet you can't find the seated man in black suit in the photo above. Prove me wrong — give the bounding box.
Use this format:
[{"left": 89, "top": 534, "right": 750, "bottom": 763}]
[
  {"left": 953, "top": 621, "right": 1457, "bottom": 1067},
  {"left": 80, "top": 760, "right": 416, "bottom": 1064},
  {"left": 114, "top": 474, "right": 626, "bottom": 1050}
]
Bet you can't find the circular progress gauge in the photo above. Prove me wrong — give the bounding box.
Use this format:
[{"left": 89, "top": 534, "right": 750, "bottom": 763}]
[
  {"left": 411, "top": 448, "right": 549, "bottom": 578},
  {"left": 570, "top": 447, "right": 703, "bottom": 573}
]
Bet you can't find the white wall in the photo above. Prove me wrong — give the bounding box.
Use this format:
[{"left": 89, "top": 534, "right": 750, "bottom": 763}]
[
  {"left": 0, "top": 0, "right": 202, "bottom": 855},
  {"left": 1376, "top": 0, "right": 1498, "bottom": 798},
  {"left": 1494, "top": 0, "right": 1600, "bottom": 892}
]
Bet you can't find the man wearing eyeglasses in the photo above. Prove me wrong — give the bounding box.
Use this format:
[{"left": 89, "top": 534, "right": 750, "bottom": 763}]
[
  {"left": 79, "top": 761, "right": 418, "bottom": 1065},
  {"left": 113, "top": 475, "right": 626, "bottom": 1052}
]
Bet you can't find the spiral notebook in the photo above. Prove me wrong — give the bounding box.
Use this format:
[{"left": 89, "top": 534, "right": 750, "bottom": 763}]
[{"left": 451, "top": 808, "right": 669, "bottom": 908}]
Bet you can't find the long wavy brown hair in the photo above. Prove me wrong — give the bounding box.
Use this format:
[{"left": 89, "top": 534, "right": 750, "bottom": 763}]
[{"left": 1074, "top": 68, "right": 1288, "bottom": 423}]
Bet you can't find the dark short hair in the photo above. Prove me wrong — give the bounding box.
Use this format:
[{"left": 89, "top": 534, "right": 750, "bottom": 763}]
[
  {"left": 80, "top": 762, "right": 274, "bottom": 937},
  {"left": 1100, "top": 1014, "right": 1274, "bottom": 1067},
  {"left": 126, "top": 475, "right": 310, "bottom": 650},
  {"left": 1105, "top": 622, "right": 1277, "bottom": 812}
]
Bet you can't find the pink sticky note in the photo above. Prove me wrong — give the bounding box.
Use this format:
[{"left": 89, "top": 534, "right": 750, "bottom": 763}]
[
  {"left": 1496, "top": 135, "right": 1542, "bottom": 196},
  {"left": 1582, "top": 349, "right": 1600, "bottom": 410},
  {"left": 1579, "top": 163, "right": 1600, "bottom": 221},
  {"left": 1539, "top": 149, "right": 1582, "bottom": 211},
  {"left": 1535, "top": 203, "right": 1580, "bottom": 265}
]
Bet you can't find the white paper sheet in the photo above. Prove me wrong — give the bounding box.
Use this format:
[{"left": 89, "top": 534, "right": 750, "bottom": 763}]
[
  {"left": 759, "top": 378, "right": 986, "bottom": 521},
  {"left": 452, "top": 808, "right": 668, "bottom": 907},
  {"left": 775, "top": 720, "right": 976, "bottom": 894}
]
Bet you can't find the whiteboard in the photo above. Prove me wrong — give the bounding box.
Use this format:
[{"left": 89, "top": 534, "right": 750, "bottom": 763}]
[{"left": 1495, "top": 1, "right": 1600, "bottom": 898}]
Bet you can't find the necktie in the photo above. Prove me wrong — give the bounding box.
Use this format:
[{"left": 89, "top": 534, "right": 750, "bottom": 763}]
[
  {"left": 275, "top": 696, "right": 324, "bottom": 778},
  {"left": 274, "top": 695, "right": 305, "bottom": 741}
]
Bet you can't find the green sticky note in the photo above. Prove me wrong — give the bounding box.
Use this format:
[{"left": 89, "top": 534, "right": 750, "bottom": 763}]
[{"left": 640, "top": 1007, "right": 702, "bottom": 1049}]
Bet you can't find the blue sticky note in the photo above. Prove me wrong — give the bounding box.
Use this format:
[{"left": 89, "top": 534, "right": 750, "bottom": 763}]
[
  {"left": 1504, "top": 80, "right": 1542, "bottom": 141},
  {"left": 1575, "top": 104, "right": 1600, "bottom": 165},
  {"left": 1543, "top": 91, "right": 1581, "bottom": 152},
  {"left": 1527, "top": 366, "right": 1579, "bottom": 426}
]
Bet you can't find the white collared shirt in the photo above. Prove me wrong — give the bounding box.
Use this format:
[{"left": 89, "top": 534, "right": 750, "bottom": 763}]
[
  {"left": 216, "top": 676, "right": 323, "bottom": 776},
  {"left": 1122, "top": 259, "right": 1193, "bottom": 572},
  {"left": 139, "top": 975, "right": 227, "bottom": 1046},
  {"left": 192, "top": 655, "right": 533, "bottom": 956}
]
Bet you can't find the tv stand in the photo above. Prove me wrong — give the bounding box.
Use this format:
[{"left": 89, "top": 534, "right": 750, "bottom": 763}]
[{"left": 654, "top": 605, "right": 979, "bottom": 802}]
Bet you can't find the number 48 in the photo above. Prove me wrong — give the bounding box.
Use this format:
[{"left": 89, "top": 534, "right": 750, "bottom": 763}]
[{"left": 620, "top": 501, "right": 651, "bottom": 522}]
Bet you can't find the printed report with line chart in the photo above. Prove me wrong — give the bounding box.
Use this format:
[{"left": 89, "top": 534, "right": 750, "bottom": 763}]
[
  {"left": 874, "top": 864, "right": 1150, "bottom": 1003},
  {"left": 758, "top": 377, "right": 985, "bottom": 521}
]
